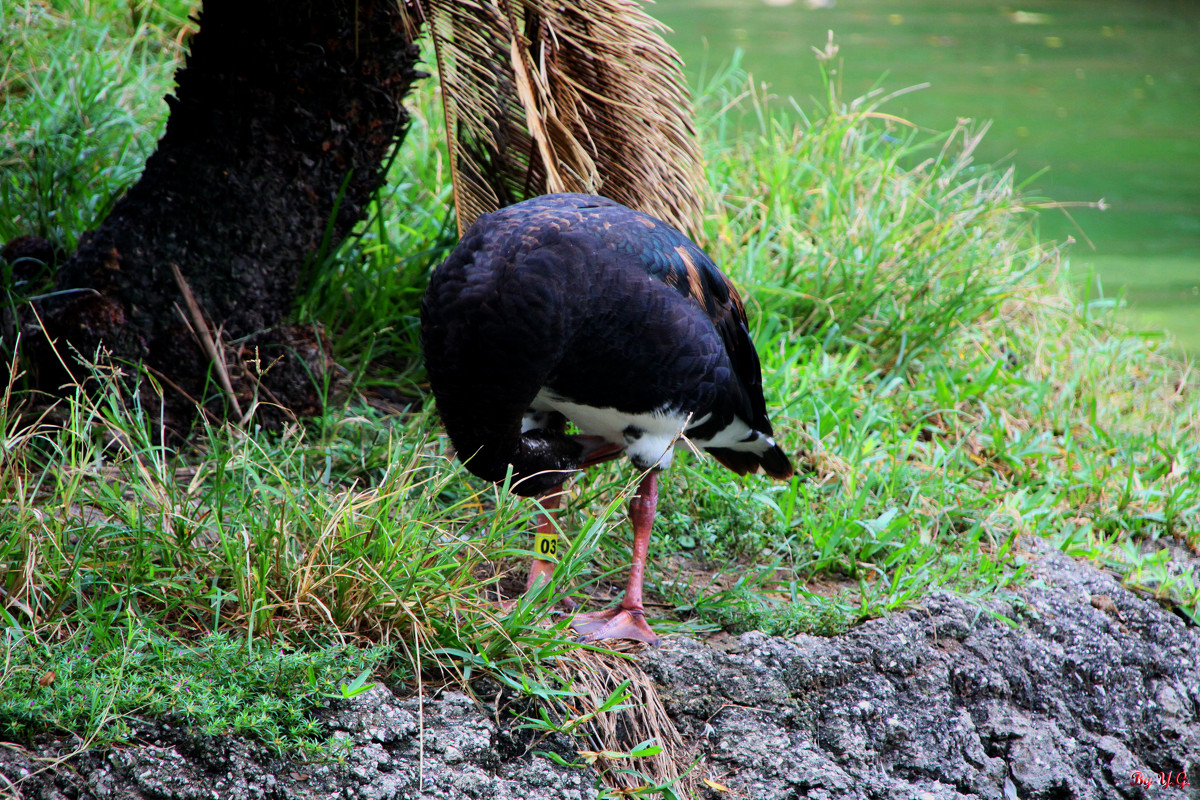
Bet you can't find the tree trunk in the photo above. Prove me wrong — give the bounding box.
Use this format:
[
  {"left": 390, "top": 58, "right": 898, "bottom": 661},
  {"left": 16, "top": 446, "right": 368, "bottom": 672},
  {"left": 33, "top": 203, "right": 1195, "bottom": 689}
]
[{"left": 24, "top": 0, "right": 422, "bottom": 432}]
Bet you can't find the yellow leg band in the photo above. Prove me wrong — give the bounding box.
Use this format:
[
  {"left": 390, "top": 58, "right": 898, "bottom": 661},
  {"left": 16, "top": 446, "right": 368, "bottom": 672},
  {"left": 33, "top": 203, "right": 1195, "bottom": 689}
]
[{"left": 533, "top": 530, "right": 559, "bottom": 561}]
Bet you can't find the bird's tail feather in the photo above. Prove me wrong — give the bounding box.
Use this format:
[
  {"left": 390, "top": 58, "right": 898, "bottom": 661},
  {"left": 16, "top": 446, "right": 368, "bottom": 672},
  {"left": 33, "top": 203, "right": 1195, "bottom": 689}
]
[
  {"left": 759, "top": 445, "right": 795, "bottom": 480},
  {"left": 707, "top": 445, "right": 794, "bottom": 480}
]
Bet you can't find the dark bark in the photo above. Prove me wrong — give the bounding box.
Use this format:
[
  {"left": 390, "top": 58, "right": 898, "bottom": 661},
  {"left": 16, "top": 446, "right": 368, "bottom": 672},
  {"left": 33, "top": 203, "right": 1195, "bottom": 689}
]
[{"left": 16, "top": 0, "right": 422, "bottom": 431}]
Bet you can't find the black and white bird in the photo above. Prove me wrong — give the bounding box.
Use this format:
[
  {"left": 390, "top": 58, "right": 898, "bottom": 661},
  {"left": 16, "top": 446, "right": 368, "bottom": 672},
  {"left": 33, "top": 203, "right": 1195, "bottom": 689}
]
[{"left": 421, "top": 193, "right": 793, "bottom": 645}]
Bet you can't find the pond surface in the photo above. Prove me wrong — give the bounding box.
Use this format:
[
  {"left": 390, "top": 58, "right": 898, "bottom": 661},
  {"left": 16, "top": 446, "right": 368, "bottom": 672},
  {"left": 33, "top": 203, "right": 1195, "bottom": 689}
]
[{"left": 653, "top": 0, "right": 1200, "bottom": 354}]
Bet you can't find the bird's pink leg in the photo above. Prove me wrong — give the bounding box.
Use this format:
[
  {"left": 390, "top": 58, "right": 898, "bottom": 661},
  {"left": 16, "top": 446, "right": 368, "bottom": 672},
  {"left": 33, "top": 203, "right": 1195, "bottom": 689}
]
[
  {"left": 525, "top": 490, "right": 563, "bottom": 594},
  {"left": 526, "top": 437, "right": 620, "bottom": 595},
  {"left": 571, "top": 470, "right": 661, "bottom": 646}
]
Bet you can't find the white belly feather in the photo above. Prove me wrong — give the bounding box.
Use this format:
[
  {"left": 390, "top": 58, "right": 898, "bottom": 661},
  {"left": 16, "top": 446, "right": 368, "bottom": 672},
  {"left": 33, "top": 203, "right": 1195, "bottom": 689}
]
[{"left": 525, "top": 389, "right": 777, "bottom": 471}]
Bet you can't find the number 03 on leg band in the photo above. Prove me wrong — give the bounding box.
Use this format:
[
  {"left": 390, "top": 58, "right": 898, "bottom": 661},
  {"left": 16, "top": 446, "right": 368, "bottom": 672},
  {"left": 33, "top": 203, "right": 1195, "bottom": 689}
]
[{"left": 533, "top": 531, "right": 559, "bottom": 561}]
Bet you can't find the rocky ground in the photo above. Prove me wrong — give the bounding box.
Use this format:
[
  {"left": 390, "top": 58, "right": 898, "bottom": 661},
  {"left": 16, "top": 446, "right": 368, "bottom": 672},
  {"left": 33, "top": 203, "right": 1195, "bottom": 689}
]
[{"left": 3, "top": 539, "right": 1197, "bottom": 800}]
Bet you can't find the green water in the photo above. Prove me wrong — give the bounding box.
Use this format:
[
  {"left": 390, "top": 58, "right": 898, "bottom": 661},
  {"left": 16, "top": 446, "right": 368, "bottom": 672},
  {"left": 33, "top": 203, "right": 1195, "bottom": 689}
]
[{"left": 653, "top": 0, "right": 1200, "bottom": 354}]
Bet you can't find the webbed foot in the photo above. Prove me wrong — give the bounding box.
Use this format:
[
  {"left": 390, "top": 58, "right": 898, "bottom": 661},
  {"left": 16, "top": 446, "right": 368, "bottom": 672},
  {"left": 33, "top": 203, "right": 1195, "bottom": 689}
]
[{"left": 571, "top": 606, "right": 660, "bottom": 646}]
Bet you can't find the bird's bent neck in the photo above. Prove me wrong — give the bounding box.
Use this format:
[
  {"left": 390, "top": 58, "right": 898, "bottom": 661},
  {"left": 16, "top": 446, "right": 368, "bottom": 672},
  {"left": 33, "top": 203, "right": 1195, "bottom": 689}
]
[{"left": 454, "top": 424, "right": 583, "bottom": 498}]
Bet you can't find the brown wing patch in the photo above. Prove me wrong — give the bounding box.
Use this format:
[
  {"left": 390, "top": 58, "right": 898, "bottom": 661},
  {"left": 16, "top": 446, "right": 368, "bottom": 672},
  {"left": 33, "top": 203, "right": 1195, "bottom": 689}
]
[
  {"left": 673, "top": 245, "right": 709, "bottom": 310},
  {"left": 725, "top": 277, "right": 748, "bottom": 323}
]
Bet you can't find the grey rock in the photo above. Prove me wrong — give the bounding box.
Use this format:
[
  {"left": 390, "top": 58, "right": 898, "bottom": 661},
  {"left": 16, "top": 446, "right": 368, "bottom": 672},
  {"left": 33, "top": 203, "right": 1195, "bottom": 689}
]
[
  {"left": 2, "top": 686, "right": 598, "bottom": 800},
  {"left": 639, "top": 543, "right": 1200, "bottom": 799},
  {"left": 3, "top": 543, "right": 1198, "bottom": 799}
]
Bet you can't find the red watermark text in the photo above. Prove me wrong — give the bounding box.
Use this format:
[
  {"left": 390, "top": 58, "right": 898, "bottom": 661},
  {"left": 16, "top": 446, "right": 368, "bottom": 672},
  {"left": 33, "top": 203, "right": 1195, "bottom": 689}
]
[{"left": 1132, "top": 771, "right": 1189, "bottom": 789}]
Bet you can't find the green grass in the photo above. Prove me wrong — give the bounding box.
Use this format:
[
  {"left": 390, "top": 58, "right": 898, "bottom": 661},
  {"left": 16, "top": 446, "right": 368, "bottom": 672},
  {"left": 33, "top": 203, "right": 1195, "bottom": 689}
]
[
  {"left": 1, "top": 624, "right": 389, "bottom": 756},
  {"left": 0, "top": 0, "right": 191, "bottom": 252},
  {"left": 3, "top": 0, "right": 1199, "bottom": 775}
]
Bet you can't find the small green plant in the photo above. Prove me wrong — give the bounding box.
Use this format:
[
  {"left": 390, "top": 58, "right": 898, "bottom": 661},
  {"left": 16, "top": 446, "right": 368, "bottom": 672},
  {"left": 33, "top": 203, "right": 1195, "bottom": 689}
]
[
  {"left": 1106, "top": 539, "right": 1200, "bottom": 625},
  {"left": 327, "top": 668, "right": 376, "bottom": 700},
  {"left": 584, "top": 741, "right": 692, "bottom": 800},
  {"left": 686, "top": 585, "right": 853, "bottom": 638},
  {"left": 0, "top": 624, "right": 389, "bottom": 756},
  {"left": 522, "top": 679, "right": 638, "bottom": 742}
]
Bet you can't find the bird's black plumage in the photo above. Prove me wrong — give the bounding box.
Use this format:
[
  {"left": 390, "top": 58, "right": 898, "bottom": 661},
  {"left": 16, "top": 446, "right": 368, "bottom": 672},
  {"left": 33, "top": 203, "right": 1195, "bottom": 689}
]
[{"left": 421, "top": 193, "right": 792, "bottom": 496}]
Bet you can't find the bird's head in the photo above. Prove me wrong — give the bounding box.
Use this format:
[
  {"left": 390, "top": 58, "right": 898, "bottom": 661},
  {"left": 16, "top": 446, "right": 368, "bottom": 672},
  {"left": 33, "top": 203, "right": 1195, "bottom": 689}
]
[
  {"left": 503, "top": 430, "right": 585, "bottom": 496},
  {"left": 452, "top": 427, "right": 585, "bottom": 497}
]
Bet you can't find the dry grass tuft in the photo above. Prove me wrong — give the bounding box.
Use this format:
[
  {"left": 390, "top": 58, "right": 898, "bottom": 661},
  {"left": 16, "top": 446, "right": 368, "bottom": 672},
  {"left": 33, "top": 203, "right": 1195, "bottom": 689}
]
[{"left": 552, "top": 645, "right": 700, "bottom": 797}]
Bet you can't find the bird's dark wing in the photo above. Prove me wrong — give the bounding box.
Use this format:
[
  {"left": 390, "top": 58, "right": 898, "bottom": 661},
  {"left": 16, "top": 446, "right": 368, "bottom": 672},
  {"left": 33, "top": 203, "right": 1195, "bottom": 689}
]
[
  {"left": 421, "top": 211, "right": 589, "bottom": 495},
  {"left": 601, "top": 210, "right": 773, "bottom": 438}
]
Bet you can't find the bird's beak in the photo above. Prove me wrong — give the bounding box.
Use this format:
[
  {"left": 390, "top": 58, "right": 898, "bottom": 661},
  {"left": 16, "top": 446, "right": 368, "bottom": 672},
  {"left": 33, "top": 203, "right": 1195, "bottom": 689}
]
[{"left": 575, "top": 435, "right": 625, "bottom": 468}]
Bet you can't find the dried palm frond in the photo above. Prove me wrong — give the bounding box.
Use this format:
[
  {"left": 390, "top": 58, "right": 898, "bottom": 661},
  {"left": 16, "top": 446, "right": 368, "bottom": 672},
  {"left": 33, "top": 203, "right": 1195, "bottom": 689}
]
[
  {"left": 404, "top": 0, "right": 705, "bottom": 239},
  {"left": 551, "top": 646, "right": 702, "bottom": 796}
]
